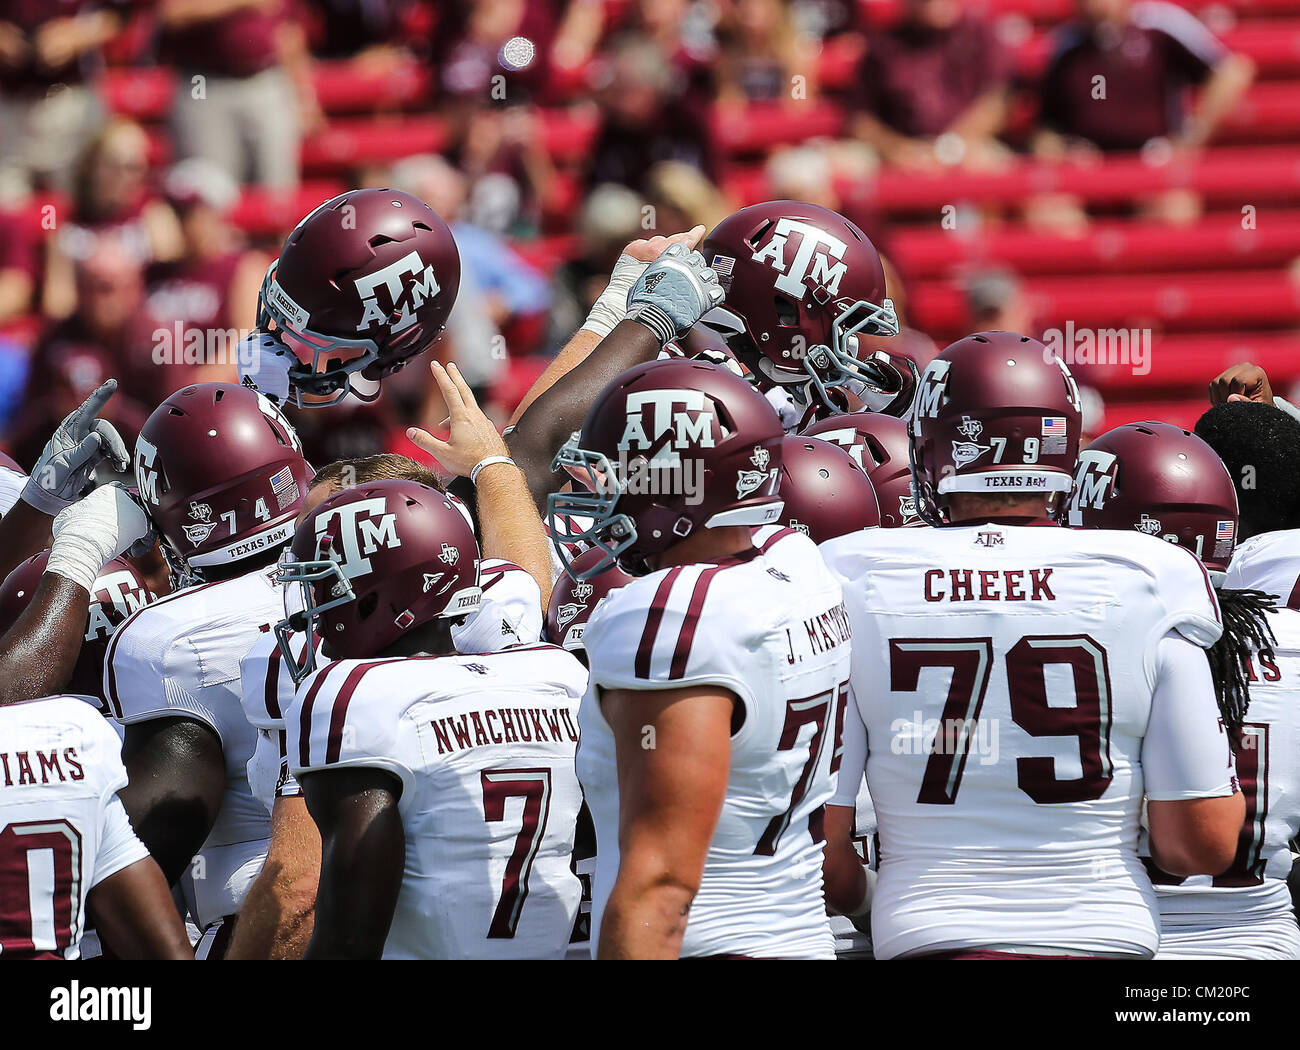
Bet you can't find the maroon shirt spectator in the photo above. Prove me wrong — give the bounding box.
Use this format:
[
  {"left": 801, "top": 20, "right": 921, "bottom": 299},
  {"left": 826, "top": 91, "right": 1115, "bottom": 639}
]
[
  {"left": 853, "top": 6, "right": 1011, "bottom": 140},
  {"left": 0, "top": 0, "right": 122, "bottom": 94},
  {"left": 159, "top": 0, "right": 282, "bottom": 78},
  {"left": 1039, "top": 1, "right": 1230, "bottom": 150},
  {"left": 584, "top": 38, "right": 719, "bottom": 192}
]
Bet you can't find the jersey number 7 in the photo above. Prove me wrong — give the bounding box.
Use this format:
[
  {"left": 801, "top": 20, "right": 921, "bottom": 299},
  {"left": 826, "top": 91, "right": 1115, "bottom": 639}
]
[{"left": 481, "top": 768, "right": 553, "bottom": 939}]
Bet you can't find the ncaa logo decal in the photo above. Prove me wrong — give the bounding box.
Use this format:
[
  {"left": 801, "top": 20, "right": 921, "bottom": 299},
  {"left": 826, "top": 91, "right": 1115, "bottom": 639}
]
[
  {"left": 951, "top": 441, "right": 991, "bottom": 469},
  {"left": 898, "top": 494, "right": 919, "bottom": 526},
  {"left": 182, "top": 521, "right": 218, "bottom": 547},
  {"left": 619, "top": 389, "right": 716, "bottom": 466},
  {"left": 355, "top": 250, "right": 441, "bottom": 335},
  {"left": 438, "top": 543, "right": 460, "bottom": 566},
  {"left": 750, "top": 218, "right": 849, "bottom": 301},
  {"left": 556, "top": 603, "right": 583, "bottom": 630},
  {"left": 736, "top": 468, "right": 775, "bottom": 499}
]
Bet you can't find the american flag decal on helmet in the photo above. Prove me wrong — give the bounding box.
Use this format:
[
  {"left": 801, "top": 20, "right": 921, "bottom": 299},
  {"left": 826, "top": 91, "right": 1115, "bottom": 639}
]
[
  {"left": 271, "top": 465, "right": 300, "bottom": 510},
  {"left": 1041, "top": 417, "right": 1067, "bottom": 437},
  {"left": 1217, "top": 519, "right": 1235, "bottom": 540}
]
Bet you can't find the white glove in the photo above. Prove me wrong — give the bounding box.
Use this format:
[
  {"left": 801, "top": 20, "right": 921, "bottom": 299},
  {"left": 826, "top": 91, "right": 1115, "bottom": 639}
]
[
  {"left": 625, "top": 243, "right": 725, "bottom": 348},
  {"left": 21, "top": 380, "right": 129, "bottom": 515},
  {"left": 46, "top": 484, "right": 153, "bottom": 593},
  {"left": 581, "top": 253, "right": 650, "bottom": 340},
  {"left": 237, "top": 329, "right": 293, "bottom": 405}
]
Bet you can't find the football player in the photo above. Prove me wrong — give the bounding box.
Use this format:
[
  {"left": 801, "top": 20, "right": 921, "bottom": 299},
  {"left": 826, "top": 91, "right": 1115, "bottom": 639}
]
[
  {"left": 1196, "top": 401, "right": 1300, "bottom": 607},
  {"left": 549, "top": 359, "right": 846, "bottom": 959},
  {"left": 0, "top": 482, "right": 187, "bottom": 959},
  {"left": 701, "top": 200, "right": 914, "bottom": 427},
  {"left": 1070, "top": 420, "right": 1300, "bottom": 958},
  {"left": 281, "top": 480, "right": 586, "bottom": 958},
  {"left": 802, "top": 412, "right": 924, "bottom": 528},
  {"left": 230, "top": 363, "right": 551, "bottom": 960},
  {"left": 103, "top": 381, "right": 312, "bottom": 958},
  {"left": 240, "top": 188, "right": 461, "bottom": 408},
  {"left": 820, "top": 331, "right": 1243, "bottom": 960},
  {"left": 771, "top": 435, "right": 879, "bottom": 543}
]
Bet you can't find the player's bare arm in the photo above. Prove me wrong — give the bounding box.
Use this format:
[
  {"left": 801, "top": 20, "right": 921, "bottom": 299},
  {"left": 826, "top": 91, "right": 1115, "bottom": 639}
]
[
  {"left": 507, "top": 228, "right": 723, "bottom": 512},
  {"left": 0, "top": 484, "right": 152, "bottom": 703},
  {"left": 225, "top": 795, "right": 320, "bottom": 960},
  {"left": 1147, "top": 795, "right": 1245, "bottom": 877},
  {"left": 597, "top": 684, "right": 733, "bottom": 960},
  {"left": 822, "top": 803, "right": 869, "bottom": 917},
  {"left": 409, "top": 360, "right": 554, "bottom": 605},
  {"left": 118, "top": 717, "right": 227, "bottom": 885},
  {"left": 86, "top": 856, "right": 195, "bottom": 960},
  {"left": 301, "top": 768, "right": 405, "bottom": 960}
]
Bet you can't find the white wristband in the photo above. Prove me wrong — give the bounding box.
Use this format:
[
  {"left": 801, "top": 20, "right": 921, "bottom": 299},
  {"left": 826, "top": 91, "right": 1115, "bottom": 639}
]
[{"left": 470, "top": 456, "right": 516, "bottom": 485}]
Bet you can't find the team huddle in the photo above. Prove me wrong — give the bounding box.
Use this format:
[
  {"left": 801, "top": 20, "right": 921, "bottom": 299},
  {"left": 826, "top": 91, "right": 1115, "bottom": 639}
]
[{"left": 1, "top": 188, "right": 1297, "bottom": 960}]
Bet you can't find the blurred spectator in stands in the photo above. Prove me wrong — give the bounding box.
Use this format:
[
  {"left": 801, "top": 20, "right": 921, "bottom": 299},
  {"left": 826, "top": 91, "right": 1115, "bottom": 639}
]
[
  {"left": 584, "top": 37, "right": 720, "bottom": 192},
  {"left": 12, "top": 243, "right": 152, "bottom": 464},
  {"left": 435, "top": 0, "right": 558, "bottom": 103},
  {"left": 160, "top": 0, "right": 320, "bottom": 189},
  {"left": 849, "top": 0, "right": 1013, "bottom": 171},
  {"left": 308, "top": 0, "right": 408, "bottom": 62},
  {"left": 443, "top": 100, "right": 555, "bottom": 236},
  {"left": 603, "top": 0, "right": 717, "bottom": 100},
  {"left": 765, "top": 141, "right": 891, "bottom": 253},
  {"left": 390, "top": 153, "right": 549, "bottom": 396},
  {"left": 544, "top": 182, "right": 643, "bottom": 353},
  {"left": 42, "top": 119, "right": 183, "bottom": 319},
  {"left": 0, "top": 1, "right": 121, "bottom": 201},
  {"left": 966, "top": 268, "right": 1035, "bottom": 335},
  {"left": 0, "top": 208, "right": 39, "bottom": 325},
  {"left": 644, "top": 161, "right": 731, "bottom": 239},
  {"left": 1033, "top": 0, "right": 1253, "bottom": 226},
  {"left": 1037, "top": 0, "right": 1254, "bottom": 157},
  {"left": 715, "top": 0, "right": 817, "bottom": 108},
  {"left": 143, "top": 159, "right": 269, "bottom": 389}
]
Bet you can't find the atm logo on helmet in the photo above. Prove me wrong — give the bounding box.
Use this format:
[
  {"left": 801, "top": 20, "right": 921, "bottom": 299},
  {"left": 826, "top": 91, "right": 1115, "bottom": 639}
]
[
  {"left": 355, "top": 250, "right": 441, "bottom": 335},
  {"left": 750, "top": 218, "right": 848, "bottom": 301},
  {"left": 1067, "top": 449, "right": 1118, "bottom": 526},
  {"left": 316, "top": 497, "right": 401, "bottom": 578},
  {"left": 619, "top": 389, "right": 716, "bottom": 466},
  {"left": 914, "top": 360, "right": 951, "bottom": 420}
]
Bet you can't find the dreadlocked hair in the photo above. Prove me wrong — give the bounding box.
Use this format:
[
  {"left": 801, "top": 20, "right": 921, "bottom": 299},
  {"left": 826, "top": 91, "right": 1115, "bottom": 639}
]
[{"left": 1209, "top": 587, "right": 1279, "bottom": 733}]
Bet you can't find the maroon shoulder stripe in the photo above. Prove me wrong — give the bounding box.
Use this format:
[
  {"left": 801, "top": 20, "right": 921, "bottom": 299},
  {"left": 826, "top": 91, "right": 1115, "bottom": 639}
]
[
  {"left": 1287, "top": 573, "right": 1300, "bottom": 612},
  {"left": 668, "top": 566, "right": 724, "bottom": 680},
  {"left": 263, "top": 644, "right": 284, "bottom": 720},
  {"left": 635, "top": 568, "right": 684, "bottom": 679},
  {"left": 325, "top": 661, "right": 394, "bottom": 764},
  {"left": 298, "top": 661, "right": 346, "bottom": 768},
  {"left": 757, "top": 527, "right": 796, "bottom": 554}
]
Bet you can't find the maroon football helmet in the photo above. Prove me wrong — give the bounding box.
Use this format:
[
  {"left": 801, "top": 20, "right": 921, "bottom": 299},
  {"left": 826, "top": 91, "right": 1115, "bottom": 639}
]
[
  {"left": 258, "top": 188, "right": 461, "bottom": 407},
  {"left": 802, "top": 412, "right": 921, "bottom": 527},
  {"left": 776, "top": 436, "right": 880, "bottom": 543},
  {"left": 701, "top": 200, "right": 910, "bottom": 413},
  {"left": 277, "top": 480, "right": 481, "bottom": 682},
  {"left": 910, "top": 331, "right": 1083, "bottom": 525},
  {"left": 0, "top": 551, "right": 155, "bottom": 701},
  {"left": 547, "top": 359, "right": 786, "bottom": 579},
  {"left": 135, "top": 383, "right": 311, "bottom": 579},
  {"left": 545, "top": 547, "right": 632, "bottom": 656},
  {"left": 1068, "top": 421, "right": 1240, "bottom": 573}
]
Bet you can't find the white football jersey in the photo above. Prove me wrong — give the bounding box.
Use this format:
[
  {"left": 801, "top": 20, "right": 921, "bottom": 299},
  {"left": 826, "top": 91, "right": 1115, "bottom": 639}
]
[
  {"left": 1224, "top": 529, "right": 1300, "bottom": 609},
  {"left": 103, "top": 565, "right": 278, "bottom": 928},
  {"left": 287, "top": 644, "right": 587, "bottom": 959},
  {"left": 822, "top": 521, "right": 1235, "bottom": 959},
  {"left": 0, "top": 465, "right": 26, "bottom": 516},
  {"left": 579, "top": 527, "right": 845, "bottom": 959},
  {"left": 240, "top": 559, "right": 544, "bottom": 813},
  {"left": 1151, "top": 606, "right": 1300, "bottom": 959},
  {"left": 0, "top": 695, "right": 148, "bottom": 959}
]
